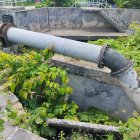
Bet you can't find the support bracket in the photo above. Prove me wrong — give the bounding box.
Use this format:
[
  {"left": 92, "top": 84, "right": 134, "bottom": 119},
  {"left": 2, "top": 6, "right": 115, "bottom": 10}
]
[{"left": 0, "top": 34, "right": 10, "bottom": 48}]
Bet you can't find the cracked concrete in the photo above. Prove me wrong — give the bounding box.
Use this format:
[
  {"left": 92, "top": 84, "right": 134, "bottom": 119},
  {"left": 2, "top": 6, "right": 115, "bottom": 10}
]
[
  {"left": 52, "top": 54, "right": 139, "bottom": 120},
  {"left": 0, "top": 87, "right": 47, "bottom": 140}
]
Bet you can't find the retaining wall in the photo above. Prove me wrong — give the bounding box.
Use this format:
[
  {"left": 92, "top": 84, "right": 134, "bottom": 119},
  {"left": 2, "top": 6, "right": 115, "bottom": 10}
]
[
  {"left": 0, "top": 8, "right": 140, "bottom": 32},
  {"left": 114, "top": 8, "right": 140, "bottom": 26},
  {"left": 1, "top": 8, "right": 140, "bottom": 32},
  {"left": 0, "top": 7, "right": 116, "bottom": 31},
  {"left": 52, "top": 54, "right": 138, "bottom": 121}
]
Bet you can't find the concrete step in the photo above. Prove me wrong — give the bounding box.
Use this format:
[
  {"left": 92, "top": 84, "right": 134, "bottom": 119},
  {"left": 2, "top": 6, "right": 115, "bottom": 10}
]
[{"left": 45, "top": 29, "right": 128, "bottom": 41}]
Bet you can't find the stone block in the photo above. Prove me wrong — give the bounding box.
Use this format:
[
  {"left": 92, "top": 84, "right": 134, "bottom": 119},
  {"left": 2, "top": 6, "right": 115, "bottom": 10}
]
[
  {"left": 0, "top": 122, "right": 18, "bottom": 140},
  {"left": 52, "top": 54, "right": 138, "bottom": 121},
  {"left": 0, "top": 92, "right": 18, "bottom": 111},
  {"left": 6, "top": 128, "right": 47, "bottom": 140}
]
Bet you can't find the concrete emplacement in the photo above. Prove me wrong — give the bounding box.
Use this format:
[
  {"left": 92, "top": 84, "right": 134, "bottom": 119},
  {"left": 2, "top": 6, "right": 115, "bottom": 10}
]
[{"left": 0, "top": 23, "right": 140, "bottom": 121}]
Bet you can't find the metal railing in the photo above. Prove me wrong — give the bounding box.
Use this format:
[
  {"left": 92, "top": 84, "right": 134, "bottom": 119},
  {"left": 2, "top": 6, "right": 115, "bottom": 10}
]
[
  {"left": 71, "top": 0, "right": 107, "bottom": 8},
  {"left": 101, "top": 0, "right": 127, "bottom": 32},
  {"left": 71, "top": 0, "right": 127, "bottom": 32}
]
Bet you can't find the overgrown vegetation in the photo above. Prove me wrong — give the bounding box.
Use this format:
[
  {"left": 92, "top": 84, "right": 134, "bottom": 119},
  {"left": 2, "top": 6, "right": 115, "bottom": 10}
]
[
  {"left": 0, "top": 47, "right": 122, "bottom": 139},
  {"left": 17, "top": 1, "right": 35, "bottom": 6},
  {"left": 0, "top": 24, "right": 140, "bottom": 140},
  {"left": 112, "top": 0, "right": 140, "bottom": 8},
  {"left": 0, "top": 119, "right": 4, "bottom": 132},
  {"left": 0, "top": 48, "right": 78, "bottom": 138},
  {"left": 120, "top": 116, "right": 140, "bottom": 140},
  {"left": 18, "top": 0, "right": 140, "bottom": 8},
  {"left": 126, "top": 0, "right": 140, "bottom": 9},
  {"left": 35, "top": 0, "right": 75, "bottom": 8}
]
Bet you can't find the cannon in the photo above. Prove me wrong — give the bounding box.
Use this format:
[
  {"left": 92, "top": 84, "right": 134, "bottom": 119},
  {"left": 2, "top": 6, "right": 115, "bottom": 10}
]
[{"left": 0, "top": 23, "right": 140, "bottom": 120}]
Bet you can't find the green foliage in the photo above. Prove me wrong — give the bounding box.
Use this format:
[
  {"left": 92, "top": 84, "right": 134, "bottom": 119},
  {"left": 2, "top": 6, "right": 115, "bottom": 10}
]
[
  {"left": 52, "top": 0, "right": 75, "bottom": 7},
  {"left": 0, "top": 47, "right": 122, "bottom": 139},
  {"left": 119, "top": 116, "right": 140, "bottom": 140},
  {"left": 35, "top": 2, "right": 48, "bottom": 8},
  {"left": 77, "top": 108, "right": 123, "bottom": 126},
  {"left": 17, "top": 1, "right": 35, "bottom": 6},
  {"left": 107, "top": 134, "right": 115, "bottom": 140},
  {"left": 70, "top": 131, "right": 93, "bottom": 140},
  {"left": 0, "top": 118, "right": 4, "bottom": 132},
  {"left": 109, "top": 0, "right": 140, "bottom": 8},
  {"left": 2, "top": 26, "right": 140, "bottom": 139},
  {"left": 0, "top": 48, "right": 78, "bottom": 138},
  {"left": 113, "top": 0, "right": 129, "bottom": 8},
  {"left": 35, "top": 0, "right": 75, "bottom": 8},
  {"left": 126, "top": 0, "right": 140, "bottom": 9},
  {"left": 58, "top": 131, "right": 66, "bottom": 140}
]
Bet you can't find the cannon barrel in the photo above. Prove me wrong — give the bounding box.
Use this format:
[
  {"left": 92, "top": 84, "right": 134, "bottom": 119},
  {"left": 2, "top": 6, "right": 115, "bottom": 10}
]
[
  {"left": 0, "top": 23, "right": 138, "bottom": 88},
  {"left": 0, "top": 23, "right": 140, "bottom": 113}
]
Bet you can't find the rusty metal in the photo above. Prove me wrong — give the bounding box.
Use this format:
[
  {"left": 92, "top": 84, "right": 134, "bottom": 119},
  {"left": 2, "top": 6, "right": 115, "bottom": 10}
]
[
  {"left": 0, "top": 23, "right": 8, "bottom": 34},
  {"left": 0, "top": 34, "right": 10, "bottom": 48},
  {"left": 98, "top": 44, "right": 109, "bottom": 68},
  {"left": 1, "top": 23, "right": 16, "bottom": 36},
  {"left": 111, "top": 61, "right": 134, "bottom": 77},
  {"left": 0, "top": 23, "right": 16, "bottom": 48}
]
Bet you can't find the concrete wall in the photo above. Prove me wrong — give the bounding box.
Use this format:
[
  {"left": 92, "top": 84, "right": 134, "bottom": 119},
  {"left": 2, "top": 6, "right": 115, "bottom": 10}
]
[
  {"left": 1, "top": 8, "right": 140, "bottom": 32},
  {"left": 14, "top": 8, "right": 83, "bottom": 31},
  {"left": 114, "top": 8, "right": 140, "bottom": 26},
  {"left": 49, "top": 8, "right": 82, "bottom": 29},
  {"left": 81, "top": 8, "right": 115, "bottom": 31},
  {"left": 0, "top": 7, "right": 25, "bottom": 24},
  {"left": 52, "top": 54, "right": 138, "bottom": 121},
  {"left": 0, "top": 7, "right": 116, "bottom": 31}
]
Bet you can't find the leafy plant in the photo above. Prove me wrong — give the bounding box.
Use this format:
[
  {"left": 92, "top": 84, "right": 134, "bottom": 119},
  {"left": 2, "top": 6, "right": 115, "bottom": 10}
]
[
  {"left": 77, "top": 108, "right": 123, "bottom": 126},
  {"left": 0, "top": 118, "right": 4, "bottom": 132},
  {"left": 113, "top": 0, "right": 129, "bottom": 8},
  {"left": 107, "top": 134, "right": 115, "bottom": 140},
  {"left": 119, "top": 116, "right": 140, "bottom": 140},
  {"left": 70, "top": 131, "right": 93, "bottom": 140},
  {"left": 35, "top": 2, "right": 48, "bottom": 8},
  {"left": 35, "top": 0, "right": 75, "bottom": 8},
  {"left": 58, "top": 131, "right": 66, "bottom": 140},
  {"left": 126, "top": 0, "right": 140, "bottom": 9},
  {"left": 0, "top": 48, "right": 78, "bottom": 138}
]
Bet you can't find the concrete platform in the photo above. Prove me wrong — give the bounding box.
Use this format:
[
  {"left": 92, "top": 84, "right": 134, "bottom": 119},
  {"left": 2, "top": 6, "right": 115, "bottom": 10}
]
[
  {"left": 46, "top": 29, "right": 128, "bottom": 41},
  {"left": 0, "top": 6, "right": 25, "bottom": 11},
  {"left": 52, "top": 54, "right": 138, "bottom": 120}
]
